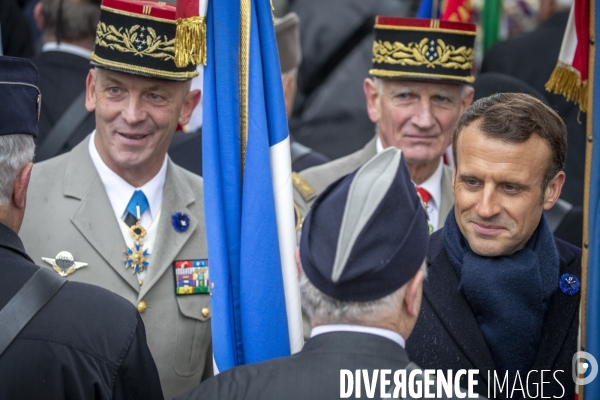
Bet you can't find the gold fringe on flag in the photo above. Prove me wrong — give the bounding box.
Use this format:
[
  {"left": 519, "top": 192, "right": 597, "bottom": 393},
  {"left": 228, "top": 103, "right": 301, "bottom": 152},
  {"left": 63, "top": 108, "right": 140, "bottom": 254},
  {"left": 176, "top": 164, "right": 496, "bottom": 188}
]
[
  {"left": 545, "top": 62, "right": 588, "bottom": 112},
  {"left": 174, "top": 16, "right": 207, "bottom": 67}
]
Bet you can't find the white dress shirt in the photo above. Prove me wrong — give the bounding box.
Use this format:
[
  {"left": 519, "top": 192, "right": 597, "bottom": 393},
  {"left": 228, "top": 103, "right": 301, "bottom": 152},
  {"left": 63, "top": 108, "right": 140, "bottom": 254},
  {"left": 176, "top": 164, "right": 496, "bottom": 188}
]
[
  {"left": 88, "top": 131, "right": 167, "bottom": 283},
  {"left": 376, "top": 136, "right": 443, "bottom": 231},
  {"left": 42, "top": 42, "right": 92, "bottom": 59},
  {"left": 311, "top": 324, "right": 406, "bottom": 348}
]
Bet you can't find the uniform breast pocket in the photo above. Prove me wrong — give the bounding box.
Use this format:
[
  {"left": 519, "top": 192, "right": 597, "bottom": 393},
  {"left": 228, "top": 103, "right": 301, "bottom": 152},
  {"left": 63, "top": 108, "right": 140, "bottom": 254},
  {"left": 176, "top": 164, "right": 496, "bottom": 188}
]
[{"left": 173, "top": 294, "right": 211, "bottom": 377}]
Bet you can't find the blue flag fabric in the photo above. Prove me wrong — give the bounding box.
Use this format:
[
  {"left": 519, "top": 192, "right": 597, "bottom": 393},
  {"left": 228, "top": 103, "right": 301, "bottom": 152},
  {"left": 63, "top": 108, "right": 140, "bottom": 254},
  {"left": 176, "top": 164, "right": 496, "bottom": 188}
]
[
  {"left": 585, "top": 4, "right": 600, "bottom": 397},
  {"left": 416, "top": 0, "right": 441, "bottom": 19},
  {"left": 203, "top": 0, "right": 295, "bottom": 371}
]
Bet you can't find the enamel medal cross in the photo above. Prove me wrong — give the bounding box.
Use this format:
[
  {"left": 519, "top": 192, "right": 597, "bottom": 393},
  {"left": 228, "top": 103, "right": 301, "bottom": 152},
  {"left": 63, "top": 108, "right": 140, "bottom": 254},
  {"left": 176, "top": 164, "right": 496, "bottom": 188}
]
[{"left": 125, "top": 205, "right": 150, "bottom": 274}]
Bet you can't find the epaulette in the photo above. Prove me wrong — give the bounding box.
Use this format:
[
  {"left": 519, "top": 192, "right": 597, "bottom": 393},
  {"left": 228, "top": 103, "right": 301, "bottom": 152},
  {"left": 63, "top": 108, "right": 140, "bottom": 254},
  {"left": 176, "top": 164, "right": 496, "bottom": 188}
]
[{"left": 292, "top": 172, "right": 317, "bottom": 202}]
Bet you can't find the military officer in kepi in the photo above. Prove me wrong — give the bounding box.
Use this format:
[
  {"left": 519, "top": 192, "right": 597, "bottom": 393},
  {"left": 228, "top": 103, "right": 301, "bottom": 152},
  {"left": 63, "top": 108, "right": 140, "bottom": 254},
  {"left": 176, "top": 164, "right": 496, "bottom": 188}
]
[
  {"left": 293, "top": 17, "right": 477, "bottom": 233},
  {"left": 19, "top": 0, "right": 212, "bottom": 397},
  {"left": 0, "top": 54, "right": 162, "bottom": 400}
]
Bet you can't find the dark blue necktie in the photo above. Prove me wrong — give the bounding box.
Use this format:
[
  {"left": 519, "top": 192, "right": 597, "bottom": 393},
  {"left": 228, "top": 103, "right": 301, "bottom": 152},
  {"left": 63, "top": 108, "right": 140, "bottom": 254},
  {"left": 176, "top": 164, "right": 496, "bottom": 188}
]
[{"left": 124, "top": 190, "right": 149, "bottom": 227}]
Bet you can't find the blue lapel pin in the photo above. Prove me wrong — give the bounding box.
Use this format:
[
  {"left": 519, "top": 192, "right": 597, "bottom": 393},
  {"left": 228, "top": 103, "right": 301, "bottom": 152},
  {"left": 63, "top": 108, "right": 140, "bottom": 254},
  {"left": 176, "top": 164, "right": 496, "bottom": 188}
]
[
  {"left": 559, "top": 273, "right": 580, "bottom": 296},
  {"left": 172, "top": 212, "right": 190, "bottom": 233}
]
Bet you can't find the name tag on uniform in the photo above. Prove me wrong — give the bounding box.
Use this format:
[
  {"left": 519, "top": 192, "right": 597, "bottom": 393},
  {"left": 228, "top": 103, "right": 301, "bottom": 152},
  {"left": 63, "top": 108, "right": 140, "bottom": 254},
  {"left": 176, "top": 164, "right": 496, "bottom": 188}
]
[{"left": 173, "top": 259, "right": 209, "bottom": 295}]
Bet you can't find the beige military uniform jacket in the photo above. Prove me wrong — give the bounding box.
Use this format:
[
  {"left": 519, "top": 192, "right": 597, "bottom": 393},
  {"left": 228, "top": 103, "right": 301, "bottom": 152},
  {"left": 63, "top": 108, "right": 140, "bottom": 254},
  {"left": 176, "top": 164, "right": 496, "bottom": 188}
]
[
  {"left": 293, "top": 136, "right": 455, "bottom": 229},
  {"left": 20, "top": 137, "right": 212, "bottom": 399}
]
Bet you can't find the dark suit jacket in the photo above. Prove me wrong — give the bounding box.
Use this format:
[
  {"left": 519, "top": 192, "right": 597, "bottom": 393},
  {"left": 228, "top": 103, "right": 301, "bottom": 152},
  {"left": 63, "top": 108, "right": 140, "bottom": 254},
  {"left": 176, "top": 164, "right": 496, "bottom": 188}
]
[
  {"left": 0, "top": 0, "right": 33, "bottom": 58},
  {"left": 481, "top": 11, "right": 585, "bottom": 207},
  {"left": 167, "top": 129, "right": 330, "bottom": 176},
  {"left": 0, "top": 222, "right": 162, "bottom": 399},
  {"left": 178, "top": 331, "right": 462, "bottom": 400},
  {"left": 169, "top": 129, "right": 203, "bottom": 176},
  {"left": 406, "top": 230, "right": 581, "bottom": 399},
  {"left": 30, "top": 50, "right": 95, "bottom": 161}
]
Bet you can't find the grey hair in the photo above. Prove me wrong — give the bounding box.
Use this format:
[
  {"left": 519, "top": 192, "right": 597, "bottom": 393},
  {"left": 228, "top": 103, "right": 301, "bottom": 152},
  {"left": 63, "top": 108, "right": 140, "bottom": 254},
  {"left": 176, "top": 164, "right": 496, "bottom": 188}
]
[
  {"left": 0, "top": 135, "right": 35, "bottom": 207},
  {"left": 300, "top": 260, "right": 428, "bottom": 325}
]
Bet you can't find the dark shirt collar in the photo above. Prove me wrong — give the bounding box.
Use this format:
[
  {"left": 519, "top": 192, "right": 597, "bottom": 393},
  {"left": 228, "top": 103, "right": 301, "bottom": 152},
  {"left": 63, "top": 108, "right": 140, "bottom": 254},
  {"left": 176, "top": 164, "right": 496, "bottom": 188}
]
[{"left": 0, "top": 222, "right": 33, "bottom": 262}]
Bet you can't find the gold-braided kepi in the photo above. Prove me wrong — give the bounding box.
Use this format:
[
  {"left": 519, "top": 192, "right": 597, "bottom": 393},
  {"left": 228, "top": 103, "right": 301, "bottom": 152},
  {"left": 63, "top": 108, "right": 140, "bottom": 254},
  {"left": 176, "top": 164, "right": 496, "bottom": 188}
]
[
  {"left": 370, "top": 17, "right": 476, "bottom": 84},
  {"left": 90, "top": 0, "right": 198, "bottom": 81}
]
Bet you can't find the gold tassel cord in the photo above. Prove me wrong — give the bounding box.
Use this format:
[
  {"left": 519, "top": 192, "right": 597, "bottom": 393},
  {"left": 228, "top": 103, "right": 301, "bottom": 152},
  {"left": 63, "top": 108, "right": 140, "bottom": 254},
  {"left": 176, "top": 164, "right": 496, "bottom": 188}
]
[
  {"left": 240, "top": 0, "right": 250, "bottom": 176},
  {"left": 545, "top": 63, "right": 588, "bottom": 112},
  {"left": 174, "top": 16, "right": 207, "bottom": 67}
]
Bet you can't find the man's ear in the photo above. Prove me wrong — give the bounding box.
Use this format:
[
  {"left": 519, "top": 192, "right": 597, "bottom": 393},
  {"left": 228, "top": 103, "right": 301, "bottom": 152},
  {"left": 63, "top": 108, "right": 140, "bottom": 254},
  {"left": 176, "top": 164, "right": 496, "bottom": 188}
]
[
  {"left": 178, "top": 89, "right": 202, "bottom": 127},
  {"left": 543, "top": 171, "right": 566, "bottom": 210},
  {"left": 404, "top": 270, "right": 424, "bottom": 318},
  {"left": 85, "top": 69, "right": 97, "bottom": 112},
  {"left": 364, "top": 78, "right": 382, "bottom": 124},
  {"left": 13, "top": 162, "right": 33, "bottom": 210},
  {"left": 282, "top": 73, "right": 297, "bottom": 118},
  {"left": 295, "top": 247, "right": 302, "bottom": 281},
  {"left": 33, "top": 2, "right": 44, "bottom": 32},
  {"left": 452, "top": 165, "right": 457, "bottom": 195},
  {"left": 460, "top": 86, "right": 475, "bottom": 114}
]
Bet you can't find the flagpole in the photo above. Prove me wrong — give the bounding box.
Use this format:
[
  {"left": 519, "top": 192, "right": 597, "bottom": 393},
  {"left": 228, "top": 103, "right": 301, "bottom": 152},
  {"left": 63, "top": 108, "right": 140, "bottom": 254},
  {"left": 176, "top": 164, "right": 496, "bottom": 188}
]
[{"left": 580, "top": 0, "right": 595, "bottom": 397}]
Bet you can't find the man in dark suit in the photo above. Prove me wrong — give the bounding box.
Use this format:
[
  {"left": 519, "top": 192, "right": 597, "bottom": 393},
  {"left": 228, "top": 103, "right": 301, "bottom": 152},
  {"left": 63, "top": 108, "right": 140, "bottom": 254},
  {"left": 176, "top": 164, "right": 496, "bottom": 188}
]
[
  {"left": 472, "top": 72, "right": 583, "bottom": 248},
  {"left": 480, "top": 0, "right": 584, "bottom": 207},
  {"left": 407, "top": 93, "right": 581, "bottom": 399},
  {"left": 30, "top": 0, "right": 100, "bottom": 160},
  {"left": 178, "top": 147, "right": 468, "bottom": 399},
  {"left": 0, "top": 55, "right": 162, "bottom": 400}
]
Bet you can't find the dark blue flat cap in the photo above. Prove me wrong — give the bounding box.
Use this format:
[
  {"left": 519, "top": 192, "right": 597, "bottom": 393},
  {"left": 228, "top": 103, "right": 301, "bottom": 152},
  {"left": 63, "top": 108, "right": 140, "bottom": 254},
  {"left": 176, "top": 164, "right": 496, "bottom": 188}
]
[
  {"left": 0, "top": 56, "right": 41, "bottom": 138},
  {"left": 300, "top": 148, "right": 430, "bottom": 302}
]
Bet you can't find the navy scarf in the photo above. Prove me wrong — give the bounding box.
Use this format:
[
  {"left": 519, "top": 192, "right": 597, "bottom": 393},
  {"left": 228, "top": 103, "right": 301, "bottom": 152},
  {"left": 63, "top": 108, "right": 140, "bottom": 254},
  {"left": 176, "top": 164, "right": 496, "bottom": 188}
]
[{"left": 443, "top": 209, "right": 559, "bottom": 379}]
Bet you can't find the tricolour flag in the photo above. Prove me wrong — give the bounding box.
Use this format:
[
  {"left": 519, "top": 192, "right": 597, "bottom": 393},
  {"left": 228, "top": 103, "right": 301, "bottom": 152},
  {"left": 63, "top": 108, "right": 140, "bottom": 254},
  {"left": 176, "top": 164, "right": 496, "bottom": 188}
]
[
  {"left": 199, "top": 0, "right": 304, "bottom": 372},
  {"left": 546, "top": 1, "right": 598, "bottom": 398},
  {"left": 441, "top": 0, "right": 472, "bottom": 22},
  {"left": 481, "top": 0, "right": 501, "bottom": 52},
  {"left": 584, "top": 1, "right": 599, "bottom": 398},
  {"left": 545, "top": 0, "right": 590, "bottom": 112},
  {"left": 416, "top": 0, "right": 472, "bottom": 24},
  {"left": 416, "top": 0, "right": 440, "bottom": 19}
]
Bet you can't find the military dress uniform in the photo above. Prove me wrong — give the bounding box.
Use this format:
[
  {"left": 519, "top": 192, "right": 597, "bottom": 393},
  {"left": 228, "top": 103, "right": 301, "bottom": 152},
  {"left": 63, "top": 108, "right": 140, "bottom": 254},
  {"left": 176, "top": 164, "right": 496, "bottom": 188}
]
[
  {"left": 0, "top": 55, "right": 162, "bottom": 399},
  {"left": 292, "top": 17, "right": 476, "bottom": 232},
  {"left": 19, "top": 1, "right": 212, "bottom": 398},
  {"left": 293, "top": 137, "right": 454, "bottom": 231}
]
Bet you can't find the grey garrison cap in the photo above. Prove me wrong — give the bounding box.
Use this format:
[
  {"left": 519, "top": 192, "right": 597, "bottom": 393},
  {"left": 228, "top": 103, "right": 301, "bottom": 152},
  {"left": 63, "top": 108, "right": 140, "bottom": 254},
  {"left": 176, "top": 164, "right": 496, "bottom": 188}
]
[{"left": 299, "top": 148, "right": 430, "bottom": 302}]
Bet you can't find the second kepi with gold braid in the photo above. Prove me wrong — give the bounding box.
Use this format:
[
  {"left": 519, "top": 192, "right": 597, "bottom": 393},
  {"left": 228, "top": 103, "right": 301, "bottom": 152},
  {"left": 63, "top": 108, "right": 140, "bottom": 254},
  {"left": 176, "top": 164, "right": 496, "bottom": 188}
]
[
  {"left": 370, "top": 17, "right": 476, "bottom": 84},
  {"left": 90, "top": 0, "right": 198, "bottom": 80}
]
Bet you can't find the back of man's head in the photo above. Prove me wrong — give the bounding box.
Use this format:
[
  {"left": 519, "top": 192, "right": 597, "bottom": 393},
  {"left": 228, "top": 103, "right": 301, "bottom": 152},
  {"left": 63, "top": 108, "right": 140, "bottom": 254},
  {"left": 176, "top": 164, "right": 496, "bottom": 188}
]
[
  {"left": 0, "top": 56, "right": 39, "bottom": 231},
  {"left": 37, "top": 0, "right": 101, "bottom": 44},
  {"left": 275, "top": 12, "right": 301, "bottom": 118},
  {"left": 299, "top": 148, "right": 430, "bottom": 338}
]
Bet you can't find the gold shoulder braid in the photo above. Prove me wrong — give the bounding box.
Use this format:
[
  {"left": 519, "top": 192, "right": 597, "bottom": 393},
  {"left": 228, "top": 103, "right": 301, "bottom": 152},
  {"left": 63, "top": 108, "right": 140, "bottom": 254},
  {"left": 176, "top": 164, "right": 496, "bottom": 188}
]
[
  {"left": 372, "top": 38, "right": 474, "bottom": 70},
  {"left": 293, "top": 202, "right": 302, "bottom": 232},
  {"left": 292, "top": 172, "right": 317, "bottom": 202}
]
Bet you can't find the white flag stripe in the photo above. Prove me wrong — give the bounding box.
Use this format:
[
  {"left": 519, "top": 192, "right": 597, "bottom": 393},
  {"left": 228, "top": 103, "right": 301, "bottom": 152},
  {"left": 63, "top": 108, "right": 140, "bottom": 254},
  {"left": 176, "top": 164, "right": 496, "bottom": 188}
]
[
  {"left": 557, "top": 4, "right": 577, "bottom": 65},
  {"left": 270, "top": 137, "right": 304, "bottom": 354}
]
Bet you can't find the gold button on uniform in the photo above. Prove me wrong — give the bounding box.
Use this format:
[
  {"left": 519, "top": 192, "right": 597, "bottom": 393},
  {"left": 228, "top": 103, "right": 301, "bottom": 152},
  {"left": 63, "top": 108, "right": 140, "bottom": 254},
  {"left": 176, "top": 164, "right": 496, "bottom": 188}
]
[
  {"left": 137, "top": 301, "right": 147, "bottom": 314},
  {"left": 202, "top": 307, "right": 210, "bottom": 317}
]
